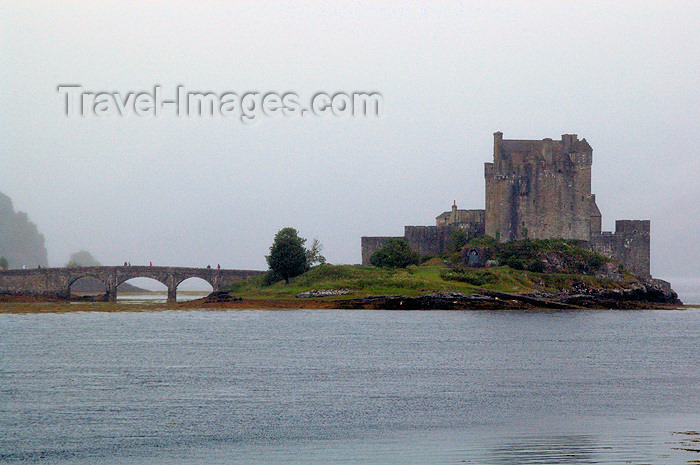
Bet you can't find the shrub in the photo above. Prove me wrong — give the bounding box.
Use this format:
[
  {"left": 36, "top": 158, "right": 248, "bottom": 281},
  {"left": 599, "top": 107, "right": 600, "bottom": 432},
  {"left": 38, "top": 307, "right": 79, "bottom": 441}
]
[
  {"left": 448, "top": 228, "right": 468, "bottom": 253},
  {"left": 441, "top": 269, "right": 494, "bottom": 286},
  {"left": 262, "top": 270, "right": 283, "bottom": 286},
  {"left": 370, "top": 239, "right": 420, "bottom": 269}
]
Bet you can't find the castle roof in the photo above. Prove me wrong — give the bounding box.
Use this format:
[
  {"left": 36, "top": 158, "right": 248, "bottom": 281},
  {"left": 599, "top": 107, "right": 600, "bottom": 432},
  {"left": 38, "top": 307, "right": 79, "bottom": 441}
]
[
  {"left": 498, "top": 135, "right": 591, "bottom": 164},
  {"left": 436, "top": 210, "right": 470, "bottom": 219},
  {"left": 502, "top": 139, "right": 563, "bottom": 156}
]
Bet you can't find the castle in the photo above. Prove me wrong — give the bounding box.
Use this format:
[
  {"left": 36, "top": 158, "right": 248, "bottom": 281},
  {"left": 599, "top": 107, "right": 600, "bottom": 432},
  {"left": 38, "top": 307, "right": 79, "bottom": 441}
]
[{"left": 361, "top": 132, "right": 651, "bottom": 277}]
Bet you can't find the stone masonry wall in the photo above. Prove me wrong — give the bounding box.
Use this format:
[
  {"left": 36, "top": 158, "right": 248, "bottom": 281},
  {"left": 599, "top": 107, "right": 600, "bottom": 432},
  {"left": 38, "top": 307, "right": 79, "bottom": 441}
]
[
  {"left": 590, "top": 220, "right": 650, "bottom": 277},
  {"left": 485, "top": 133, "right": 594, "bottom": 242},
  {"left": 362, "top": 226, "right": 470, "bottom": 265},
  {"left": 403, "top": 226, "right": 451, "bottom": 257}
]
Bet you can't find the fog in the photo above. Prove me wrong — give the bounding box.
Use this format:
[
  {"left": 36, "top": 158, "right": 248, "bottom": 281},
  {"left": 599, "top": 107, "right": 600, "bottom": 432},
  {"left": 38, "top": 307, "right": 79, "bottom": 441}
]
[{"left": 1, "top": 1, "right": 699, "bottom": 280}]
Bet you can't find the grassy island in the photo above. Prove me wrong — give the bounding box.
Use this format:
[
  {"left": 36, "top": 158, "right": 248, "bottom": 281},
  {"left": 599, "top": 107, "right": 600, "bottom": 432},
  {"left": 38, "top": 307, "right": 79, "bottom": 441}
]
[
  {"left": 193, "top": 239, "right": 680, "bottom": 310},
  {"left": 225, "top": 261, "right": 617, "bottom": 300}
]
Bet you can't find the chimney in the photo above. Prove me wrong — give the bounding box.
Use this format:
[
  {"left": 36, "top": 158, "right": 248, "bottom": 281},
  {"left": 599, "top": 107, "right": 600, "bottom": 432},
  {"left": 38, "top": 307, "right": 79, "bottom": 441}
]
[
  {"left": 542, "top": 138, "right": 553, "bottom": 164},
  {"left": 562, "top": 134, "right": 578, "bottom": 152},
  {"left": 494, "top": 131, "right": 503, "bottom": 160}
]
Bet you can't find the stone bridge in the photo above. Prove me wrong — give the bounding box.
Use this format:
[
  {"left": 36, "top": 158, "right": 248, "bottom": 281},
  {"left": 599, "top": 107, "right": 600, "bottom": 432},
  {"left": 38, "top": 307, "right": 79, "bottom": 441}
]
[{"left": 0, "top": 266, "right": 264, "bottom": 302}]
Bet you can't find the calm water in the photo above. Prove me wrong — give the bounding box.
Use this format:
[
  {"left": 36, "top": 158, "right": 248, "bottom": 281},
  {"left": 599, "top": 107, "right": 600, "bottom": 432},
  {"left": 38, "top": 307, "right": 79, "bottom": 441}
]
[
  {"left": 1, "top": 308, "right": 699, "bottom": 464},
  {"left": 670, "top": 277, "right": 700, "bottom": 306}
]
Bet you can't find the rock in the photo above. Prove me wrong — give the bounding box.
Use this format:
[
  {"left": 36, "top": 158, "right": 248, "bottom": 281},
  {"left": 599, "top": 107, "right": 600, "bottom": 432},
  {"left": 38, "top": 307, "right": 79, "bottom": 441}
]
[
  {"left": 296, "top": 289, "right": 353, "bottom": 298},
  {"left": 555, "top": 278, "right": 682, "bottom": 308},
  {"left": 332, "top": 293, "right": 527, "bottom": 310},
  {"left": 204, "top": 291, "right": 242, "bottom": 302}
]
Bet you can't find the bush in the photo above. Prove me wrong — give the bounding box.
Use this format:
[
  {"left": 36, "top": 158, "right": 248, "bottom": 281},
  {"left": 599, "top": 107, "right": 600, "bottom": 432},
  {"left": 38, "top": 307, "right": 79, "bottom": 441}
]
[
  {"left": 448, "top": 228, "right": 468, "bottom": 253},
  {"left": 441, "top": 269, "right": 494, "bottom": 286},
  {"left": 464, "top": 238, "right": 610, "bottom": 274},
  {"left": 370, "top": 239, "right": 420, "bottom": 268},
  {"left": 262, "top": 270, "right": 283, "bottom": 286},
  {"left": 467, "top": 235, "right": 498, "bottom": 249}
]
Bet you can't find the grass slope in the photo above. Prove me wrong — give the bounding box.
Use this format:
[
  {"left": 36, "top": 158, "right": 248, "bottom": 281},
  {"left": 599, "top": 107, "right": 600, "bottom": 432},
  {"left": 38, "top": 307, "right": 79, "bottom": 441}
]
[{"left": 227, "top": 262, "right": 627, "bottom": 301}]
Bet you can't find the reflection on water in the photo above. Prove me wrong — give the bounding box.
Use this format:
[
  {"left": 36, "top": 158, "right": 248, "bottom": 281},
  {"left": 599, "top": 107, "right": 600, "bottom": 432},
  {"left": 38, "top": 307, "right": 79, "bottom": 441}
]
[
  {"left": 116, "top": 291, "right": 209, "bottom": 303},
  {"left": 490, "top": 434, "right": 599, "bottom": 464}
]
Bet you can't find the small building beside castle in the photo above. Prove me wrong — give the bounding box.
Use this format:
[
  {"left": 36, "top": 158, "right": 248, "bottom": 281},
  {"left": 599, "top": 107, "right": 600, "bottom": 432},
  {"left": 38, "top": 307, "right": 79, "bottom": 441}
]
[{"left": 361, "top": 132, "right": 651, "bottom": 277}]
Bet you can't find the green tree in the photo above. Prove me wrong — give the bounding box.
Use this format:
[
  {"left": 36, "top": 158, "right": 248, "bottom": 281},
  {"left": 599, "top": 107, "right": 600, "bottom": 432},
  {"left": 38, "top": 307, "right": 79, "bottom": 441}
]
[
  {"left": 370, "top": 238, "right": 420, "bottom": 268},
  {"left": 66, "top": 250, "right": 101, "bottom": 268},
  {"left": 0, "top": 256, "right": 8, "bottom": 270},
  {"left": 305, "top": 238, "right": 326, "bottom": 267},
  {"left": 266, "top": 228, "right": 308, "bottom": 284},
  {"left": 448, "top": 228, "right": 468, "bottom": 254}
]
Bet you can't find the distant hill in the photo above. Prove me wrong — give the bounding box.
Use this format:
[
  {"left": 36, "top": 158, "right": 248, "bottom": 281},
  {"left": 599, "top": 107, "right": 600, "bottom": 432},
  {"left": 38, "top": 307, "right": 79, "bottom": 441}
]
[
  {"left": 0, "top": 192, "right": 48, "bottom": 269},
  {"left": 70, "top": 277, "right": 145, "bottom": 294}
]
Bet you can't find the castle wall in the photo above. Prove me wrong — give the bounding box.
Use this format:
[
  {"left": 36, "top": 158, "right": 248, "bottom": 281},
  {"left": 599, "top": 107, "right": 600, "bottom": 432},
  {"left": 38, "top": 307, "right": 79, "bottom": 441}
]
[
  {"left": 461, "top": 219, "right": 486, "bottom": 238},
  {"left": 361, "top": 225, "right": 465, "bottom": 265},
  {"left": 361, "top": 236, "right": 400, "bottom": 266},
  {"left": 404, "top": 226, "right": 452, "bottom": 257},
  {"left": 590, "top": 220, "right": 650, "bottom": 277},
  {"left": 613, "top": 220, "right": 650, "bottom": 277},
  {"left": 590, "top": 195, "right": 602, "bottom": 235}
]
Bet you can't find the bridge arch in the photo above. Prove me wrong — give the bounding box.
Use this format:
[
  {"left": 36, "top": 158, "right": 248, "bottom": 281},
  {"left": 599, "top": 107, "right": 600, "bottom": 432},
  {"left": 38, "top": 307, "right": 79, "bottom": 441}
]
[
  {"left": 116, "top": 277, "right": 168, "bottom": 301},
  {"left": 116, "top": 276, "right": 169, "bottom": 290},
  {"left": 67, "top": 273, "right": 108, "bottom": 289},
  {"left": 174, "top": 275, "right": 215, "bottom": 290},
  {"left": 175, "top": 277, "right": 214, "bottom": 302},
  {"left": 68, "top": 274, "right": 108, "bottom": 298}
]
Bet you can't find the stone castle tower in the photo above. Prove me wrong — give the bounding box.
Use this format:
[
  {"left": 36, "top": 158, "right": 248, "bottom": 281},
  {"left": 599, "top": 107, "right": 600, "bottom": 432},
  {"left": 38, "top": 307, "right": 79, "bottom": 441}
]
[{"left": 485, "top": 132, "right": 601, "bottom": 242}]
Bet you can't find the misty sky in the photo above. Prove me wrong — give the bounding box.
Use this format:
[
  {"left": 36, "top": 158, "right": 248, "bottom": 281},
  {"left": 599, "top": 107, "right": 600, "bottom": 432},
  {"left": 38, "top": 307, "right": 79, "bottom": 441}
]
[{"left": 1, "top": 1, "right": 699, "bottom": 281}]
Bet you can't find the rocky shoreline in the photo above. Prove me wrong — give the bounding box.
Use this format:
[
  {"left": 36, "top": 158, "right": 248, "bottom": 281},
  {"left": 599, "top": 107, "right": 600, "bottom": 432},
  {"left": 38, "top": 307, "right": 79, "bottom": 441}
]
[
  {"left": 323, "top": 279, "right": 681, "bottom": 310},
  {"left": 195, "top": 278, "right": 682, "bottom": 310}
]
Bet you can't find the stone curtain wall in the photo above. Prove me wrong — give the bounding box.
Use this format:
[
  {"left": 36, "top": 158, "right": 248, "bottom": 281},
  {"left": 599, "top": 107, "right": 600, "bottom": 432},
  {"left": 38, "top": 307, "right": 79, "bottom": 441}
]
[
  {"left": 591, "top": 220, "right": 650, "bottom": 277},
  {"left": 362, "top": 226, "right": 477, "bottom": 265}
]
